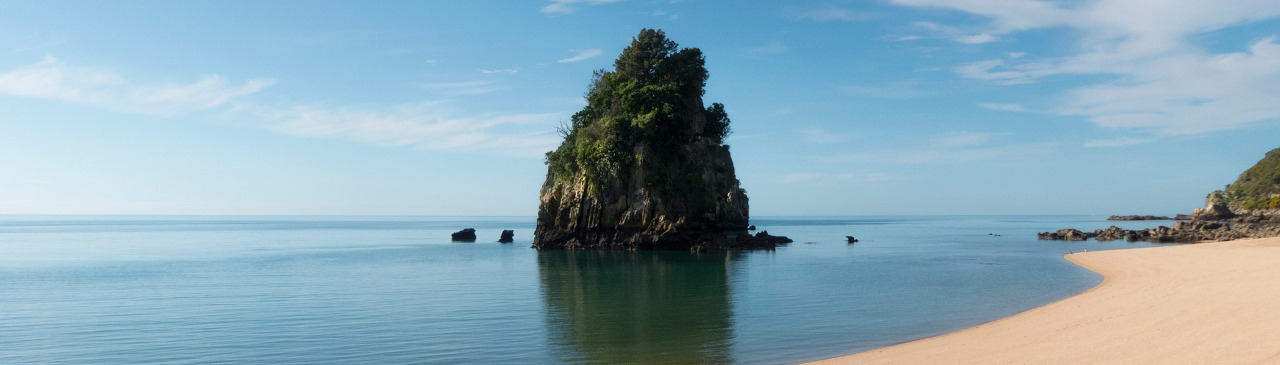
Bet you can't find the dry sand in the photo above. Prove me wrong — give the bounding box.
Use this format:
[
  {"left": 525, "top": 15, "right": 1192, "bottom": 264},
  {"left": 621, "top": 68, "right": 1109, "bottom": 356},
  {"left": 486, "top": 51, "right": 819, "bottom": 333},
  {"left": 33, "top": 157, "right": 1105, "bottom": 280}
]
[{"left": 808, "top": 237, "right": 1280, "bottom": 364}]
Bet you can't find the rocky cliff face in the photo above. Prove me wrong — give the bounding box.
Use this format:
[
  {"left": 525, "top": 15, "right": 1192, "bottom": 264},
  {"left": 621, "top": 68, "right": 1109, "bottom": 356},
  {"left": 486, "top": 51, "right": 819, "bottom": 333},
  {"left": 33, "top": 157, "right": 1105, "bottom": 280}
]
[
  {"left": 533, "top": 142, "right": 751, "bottom": 250},
  {"left": 533, "top": 29, "right": 759, "bottom": 251}
]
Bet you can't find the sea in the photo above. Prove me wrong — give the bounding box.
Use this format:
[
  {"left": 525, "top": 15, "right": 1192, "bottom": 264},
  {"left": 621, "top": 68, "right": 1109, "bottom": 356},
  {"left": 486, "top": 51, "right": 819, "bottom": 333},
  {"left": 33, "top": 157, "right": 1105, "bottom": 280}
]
[{"left": 0, "top": 215, "right": 1179, "bottom": 364}]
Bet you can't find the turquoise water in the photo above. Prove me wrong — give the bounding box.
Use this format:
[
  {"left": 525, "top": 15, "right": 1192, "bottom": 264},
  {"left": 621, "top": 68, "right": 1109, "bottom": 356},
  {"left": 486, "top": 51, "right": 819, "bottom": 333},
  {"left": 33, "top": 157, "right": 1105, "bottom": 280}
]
[{"left": 0, "top": 215, "right": 1176, "bottom": 364}]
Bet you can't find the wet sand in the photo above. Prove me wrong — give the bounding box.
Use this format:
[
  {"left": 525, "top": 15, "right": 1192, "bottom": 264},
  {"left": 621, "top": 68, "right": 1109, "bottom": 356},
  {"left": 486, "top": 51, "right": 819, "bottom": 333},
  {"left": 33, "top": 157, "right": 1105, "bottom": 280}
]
[{"left": 808, "top": 237, "right": 1280, "bottom": 364}]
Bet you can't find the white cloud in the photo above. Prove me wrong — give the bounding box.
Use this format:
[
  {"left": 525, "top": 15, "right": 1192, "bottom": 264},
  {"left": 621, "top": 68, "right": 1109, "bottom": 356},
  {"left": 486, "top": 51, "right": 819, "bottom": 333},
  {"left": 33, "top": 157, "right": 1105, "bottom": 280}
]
[
  {"left": 0, "top": 56, "right": 272, "bottom": 115},
  {"left": 893, "top": 0, "right": 1280, "bottom": 137},
  {"left": 797, "top": 7, "right": 876, "bottom": 22},
  {"left": 558, "top": 49, "right": 604, "bottom": 63},
  {"left": 542, "top": 0, "right": 628, "bottom": 14},
  {"left": 260, "top": 101, "right": 563, "bottom": 157}
]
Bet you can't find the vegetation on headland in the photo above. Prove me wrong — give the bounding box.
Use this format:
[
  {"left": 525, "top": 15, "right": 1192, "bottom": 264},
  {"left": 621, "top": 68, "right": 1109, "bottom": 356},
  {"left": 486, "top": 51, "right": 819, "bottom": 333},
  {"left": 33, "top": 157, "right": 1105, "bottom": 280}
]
[
  {"left": 544, "top": 29, "right": 731, "bottom": 196},
  {"left": 1209, "top": 148, "right": 1280, "bottom": 211}
]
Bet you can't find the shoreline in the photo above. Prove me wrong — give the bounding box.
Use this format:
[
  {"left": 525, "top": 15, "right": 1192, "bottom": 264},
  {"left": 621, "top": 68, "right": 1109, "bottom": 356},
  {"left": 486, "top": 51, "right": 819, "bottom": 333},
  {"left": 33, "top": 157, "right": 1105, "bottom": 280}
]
[{"left": 806, "top": 237, "right": 1280, "bottom": 364}]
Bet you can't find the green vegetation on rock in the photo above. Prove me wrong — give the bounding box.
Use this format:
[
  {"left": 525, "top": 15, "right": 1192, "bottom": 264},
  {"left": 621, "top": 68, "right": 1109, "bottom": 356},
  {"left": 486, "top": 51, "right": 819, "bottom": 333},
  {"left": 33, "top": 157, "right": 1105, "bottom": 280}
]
[
  {"left": 1209, "top": 148, "right": 1280, "bottom": 210},
  {"left": 544, "top": 28, "right": 731, "bottom": 195}
]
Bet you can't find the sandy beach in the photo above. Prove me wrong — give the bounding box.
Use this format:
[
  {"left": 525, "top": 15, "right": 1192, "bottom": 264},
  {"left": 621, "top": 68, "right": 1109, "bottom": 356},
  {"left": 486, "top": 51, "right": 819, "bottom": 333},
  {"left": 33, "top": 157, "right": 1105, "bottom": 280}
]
[{"left": 809, "top": 237, "right": 1280, "bottom": 364}]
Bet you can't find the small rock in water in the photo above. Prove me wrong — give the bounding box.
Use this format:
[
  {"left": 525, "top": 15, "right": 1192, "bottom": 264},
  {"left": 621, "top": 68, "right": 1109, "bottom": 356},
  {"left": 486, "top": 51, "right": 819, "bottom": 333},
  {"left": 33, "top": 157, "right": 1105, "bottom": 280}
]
[
  {"left": 498, "top": 230, "right": 514, "bottom": 243},
  {"left": 747, "top": 225, "right": 756, "bottom": 231},
  {"left": 451, "top": 228, "right": 477, "bottom": 242},
  {"left": 846, "top": 236, "right": 858, "bottom": 243}
]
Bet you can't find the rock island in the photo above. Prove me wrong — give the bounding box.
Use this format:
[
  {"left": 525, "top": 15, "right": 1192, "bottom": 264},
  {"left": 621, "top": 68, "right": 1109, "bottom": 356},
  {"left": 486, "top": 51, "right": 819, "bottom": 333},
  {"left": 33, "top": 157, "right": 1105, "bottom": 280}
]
[{"left": 533, "top": 29, "right": 783, "bottom": 251}]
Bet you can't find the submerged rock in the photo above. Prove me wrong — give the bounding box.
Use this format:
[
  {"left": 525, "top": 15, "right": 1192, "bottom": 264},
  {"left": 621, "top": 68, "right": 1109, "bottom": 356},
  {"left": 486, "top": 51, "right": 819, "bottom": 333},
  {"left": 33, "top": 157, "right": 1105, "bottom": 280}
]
[{"left": 451, "top": 228, "right": 477, "bottom": 242}]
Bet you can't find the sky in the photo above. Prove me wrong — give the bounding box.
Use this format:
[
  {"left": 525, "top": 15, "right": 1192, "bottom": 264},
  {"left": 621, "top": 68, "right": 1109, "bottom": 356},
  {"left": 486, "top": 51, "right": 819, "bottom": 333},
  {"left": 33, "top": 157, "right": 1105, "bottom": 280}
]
[{"left": 2, "top": 0, "right": 1279, "bottom": 216}]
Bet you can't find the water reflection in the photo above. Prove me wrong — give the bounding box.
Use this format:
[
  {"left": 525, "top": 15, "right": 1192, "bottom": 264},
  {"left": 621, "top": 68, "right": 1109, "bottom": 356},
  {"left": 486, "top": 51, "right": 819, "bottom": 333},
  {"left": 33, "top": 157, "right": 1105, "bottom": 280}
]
[{"left": 538, "top": 250, "right": 738, "bottom": 364}]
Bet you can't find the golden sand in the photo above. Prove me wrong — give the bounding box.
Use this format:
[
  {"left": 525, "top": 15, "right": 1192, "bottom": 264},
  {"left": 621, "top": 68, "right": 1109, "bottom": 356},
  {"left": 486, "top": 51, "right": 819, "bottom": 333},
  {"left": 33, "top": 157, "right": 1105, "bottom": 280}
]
[{"left": 808, "top": 237, "right": 1280, "bottom": 364}]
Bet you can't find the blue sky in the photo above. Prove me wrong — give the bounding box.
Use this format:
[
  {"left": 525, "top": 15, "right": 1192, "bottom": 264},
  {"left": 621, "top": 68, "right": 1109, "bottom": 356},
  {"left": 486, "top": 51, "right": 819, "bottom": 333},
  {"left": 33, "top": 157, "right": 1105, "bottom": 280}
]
[{"left": 2, "top": 0, "right": 1279, "bottom": 216}]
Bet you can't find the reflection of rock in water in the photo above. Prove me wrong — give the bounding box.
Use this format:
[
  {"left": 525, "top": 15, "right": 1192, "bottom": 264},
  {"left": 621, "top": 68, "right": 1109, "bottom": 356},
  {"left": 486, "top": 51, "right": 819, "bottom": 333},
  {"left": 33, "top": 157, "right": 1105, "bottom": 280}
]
[{"left": 538, "top": 251, "right": 735, "bottom": 364}]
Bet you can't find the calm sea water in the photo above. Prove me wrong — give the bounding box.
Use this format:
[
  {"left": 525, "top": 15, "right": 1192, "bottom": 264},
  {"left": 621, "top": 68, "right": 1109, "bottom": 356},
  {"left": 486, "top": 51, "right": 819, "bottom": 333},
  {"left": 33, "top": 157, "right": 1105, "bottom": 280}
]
[{"left": 0, "top": 215, "right": 1177, "bottom": 364}]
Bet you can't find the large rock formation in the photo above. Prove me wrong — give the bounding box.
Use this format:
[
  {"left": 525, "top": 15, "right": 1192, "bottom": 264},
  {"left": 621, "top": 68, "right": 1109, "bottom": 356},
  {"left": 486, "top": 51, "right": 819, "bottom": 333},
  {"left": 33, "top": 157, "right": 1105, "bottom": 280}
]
[{"left": 533, "top": 29, "right": 766, "bottom": 251}]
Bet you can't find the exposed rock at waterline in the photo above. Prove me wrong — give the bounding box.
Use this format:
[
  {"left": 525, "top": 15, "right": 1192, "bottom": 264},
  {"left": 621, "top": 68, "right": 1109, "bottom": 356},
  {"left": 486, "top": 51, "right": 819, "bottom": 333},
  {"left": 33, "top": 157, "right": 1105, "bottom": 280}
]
[{"left": 452, "top": 228, "right": 477, "bottom": 242}]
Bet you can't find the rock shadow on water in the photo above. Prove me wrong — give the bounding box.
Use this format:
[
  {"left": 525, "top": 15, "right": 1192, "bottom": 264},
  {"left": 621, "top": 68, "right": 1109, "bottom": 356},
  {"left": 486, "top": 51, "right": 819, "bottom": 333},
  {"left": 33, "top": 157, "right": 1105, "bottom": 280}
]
[{"left": 537, "top": 250, "right": 740, "bottom": 364}]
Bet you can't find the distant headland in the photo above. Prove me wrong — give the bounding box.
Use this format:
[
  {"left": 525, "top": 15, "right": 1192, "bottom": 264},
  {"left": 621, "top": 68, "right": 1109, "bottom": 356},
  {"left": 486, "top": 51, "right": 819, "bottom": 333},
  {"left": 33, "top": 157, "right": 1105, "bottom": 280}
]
[{"left": 1042, "top": 148, "right": 1280, "bottom": 243}]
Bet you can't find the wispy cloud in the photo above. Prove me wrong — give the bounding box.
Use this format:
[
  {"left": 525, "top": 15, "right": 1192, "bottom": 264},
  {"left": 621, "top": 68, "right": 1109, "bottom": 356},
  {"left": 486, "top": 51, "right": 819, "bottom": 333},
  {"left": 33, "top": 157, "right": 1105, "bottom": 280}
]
[
  {"left": 837, "top": 172, "right": 894, "bottom": 183},
  {"left": 0, "top": 56, "right": 272, "bottom": 115},
  {"left": 420, "top": 81, "right": 501, "bottom": 96},
  {"left": 479, "top": 68, "right": 520, "bottom": 74},
  {"left": 1083, "top": 137, "right": 1157, "bottom": 148},
  {"left": 819, "top": 131, "right": 1052, "bottom": 164},
  {"left": 558, "top": 49, "right": 604, "bottom": 63},
  {"left": 891, "top": 0, "right": 1280, "bottom": 137},
  {"left": 781, "top": 172, "right": 893, "bottom": 184},
  {"left": 0, "top": 57, "right": 561, "bottom": 157},
  {"left": 796, "top": 6, "right": 876, "bottom": 22},
  {"left": 796, "top": 127, "right": 855, "bottom": 144},
  {"left": 908, "top": 21, "right": 1002, "bottom": 44},
  {"left": 978, "top": 103, "right": 1029, "bottom": 112},
  {"left": 839, "top": 80, "right": 933, "bottom": 99},
  {"left": 745, "top": 41, "right": 788, "bottom": 55},
  {"left": 930, "top": 131, "right": 1010, "bottom": 148},
  {"left": 259, "top": 101, "right": 563, "bottom": 157},
  {"left": 542, "top": 0, "right": 628, "bottom": 14},
  {"left": 955, "top": 33, "right": 998, "bottom": 44},
  {"left": 781, "top": 172, "right": 824, "bottom": 183}
]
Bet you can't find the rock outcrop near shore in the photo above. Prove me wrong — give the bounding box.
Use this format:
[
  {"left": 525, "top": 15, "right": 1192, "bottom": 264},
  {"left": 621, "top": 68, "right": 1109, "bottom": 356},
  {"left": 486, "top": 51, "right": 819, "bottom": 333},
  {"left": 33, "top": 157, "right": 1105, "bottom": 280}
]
[
  {"left": 533, "top": 29, "right": 779, "bottom": 251},
  {"left": 1041, "top": 148, "right": 1280, "bottom": 243},
  {"left": 451, "top": 228, "right": 477, "bottom": 242},
  {"left": 1107, "top": 215, "right": 1176, "bottom": 221}
]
